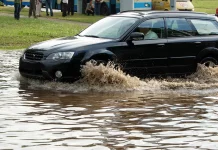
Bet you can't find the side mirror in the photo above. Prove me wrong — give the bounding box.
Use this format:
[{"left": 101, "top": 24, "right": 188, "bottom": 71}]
[{"left": 130, "top": 32, "right": 144, "bottom": 41}]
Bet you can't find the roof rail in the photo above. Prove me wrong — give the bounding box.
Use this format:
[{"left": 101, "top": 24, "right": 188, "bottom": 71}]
[
  {"left": 148, "top": 11, "right": 207, "bottom": 15},
  {"left": 118, "top": 10, "right": 207, "bottom": 15},
  {"left": 118, "top": 10, "right": 146, "bottom": 15}
]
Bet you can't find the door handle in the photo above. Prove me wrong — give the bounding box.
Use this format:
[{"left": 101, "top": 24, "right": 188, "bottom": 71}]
[
  {"left": 157, "top": 44, "right": 165, "bottom": 47},
  {"left": 195, "top": 42, "right": 201, "bottom": 44}
]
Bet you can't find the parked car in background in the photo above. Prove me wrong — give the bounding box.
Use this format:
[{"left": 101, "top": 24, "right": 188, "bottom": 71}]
[
  {"left": 19, "top": 11, "right": 218, "bottom": 82},
  {"left": 152, "top": 0, "right": 194, "bottom": 11}
]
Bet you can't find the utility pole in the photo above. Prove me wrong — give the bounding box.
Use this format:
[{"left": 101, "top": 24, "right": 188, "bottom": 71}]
[{"left": 170, "top": 0, "right": 176, "bottom": 11}]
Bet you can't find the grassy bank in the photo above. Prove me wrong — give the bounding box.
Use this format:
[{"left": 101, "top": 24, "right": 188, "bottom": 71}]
[
  {"left": 0, "top": 16, "right": 87, "bottom": 49},
  {"left": 192, "top": 0, "right": 218, "bottom": 14},
  {"left": 0, "top": 0, "right": 217, "bottom": 50},
  {"left": 0, "top": 6, "right": 104, "bottom": 23}
]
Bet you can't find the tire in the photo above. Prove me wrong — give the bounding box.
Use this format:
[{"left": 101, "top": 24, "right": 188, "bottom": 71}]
[
  {"left": 100, "top": 3, "right": 109, "bottom": 16},
  {"left": 200, "top": 57, "right": 218, "bottom": 67},
  {"left": 95, "top": 60, "right": 108, "bottom": 66}
]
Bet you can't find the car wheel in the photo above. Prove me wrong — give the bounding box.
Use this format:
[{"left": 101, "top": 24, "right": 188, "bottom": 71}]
[
  {"left": 100, "top": 3, "right": 109, "bottom": 16},
  {"left": 94, "top": 60, "right": 108, "bottom": 65},
  {"left": 200, "top": 57, "right": 218, "bottom": 67}
]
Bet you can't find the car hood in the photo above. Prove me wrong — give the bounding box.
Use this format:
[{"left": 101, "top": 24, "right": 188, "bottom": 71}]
[{"left": 27, "top": 36, "right": 116, "bottom": 52}]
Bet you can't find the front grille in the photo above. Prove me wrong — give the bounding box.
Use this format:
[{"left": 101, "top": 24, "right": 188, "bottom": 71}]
[{"left": 24, "top": 51, "right": 44, "bottom": 60}]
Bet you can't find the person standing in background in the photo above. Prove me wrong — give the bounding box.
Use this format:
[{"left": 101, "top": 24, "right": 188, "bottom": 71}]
[
  {"left": 95, "top": 0, "right": 100, "bottom": 15},
  {"left": 85, "top": 0, "right": 94, "bottom": 16},
  {"left": 14, "top": 0, "right": 22, "bottom": 20},
  {"left": 82, "top": 0, "right": 88, "bottom": 14},
  {"left": 62, "top": 0, "right": 68, "bottom": 17},
  {"left": 67, "top": 0, "right": 74, "bottom": 15},
  {"left": 36, "top": 0, "right": 42, "bottom": 17},
  {"left": 45, "top": 0, "right": 53, "bottom": 16},
  {"left": 29, "top": 0, "right": 37, "bottom": 18}
]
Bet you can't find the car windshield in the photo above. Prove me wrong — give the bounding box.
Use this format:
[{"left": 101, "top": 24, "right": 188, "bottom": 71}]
[{"left": 79, "top": 16, "right": 138, "bottom": 39}]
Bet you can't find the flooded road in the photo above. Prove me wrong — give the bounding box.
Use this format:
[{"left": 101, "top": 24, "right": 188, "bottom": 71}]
[{"left": 1, "top": 50, "right": 218, "bottom": 149}]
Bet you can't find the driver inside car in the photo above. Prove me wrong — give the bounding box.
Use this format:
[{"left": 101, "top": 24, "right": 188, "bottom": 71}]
[{"left": 138, "top": 21, "right": 158, "bottom": 40}]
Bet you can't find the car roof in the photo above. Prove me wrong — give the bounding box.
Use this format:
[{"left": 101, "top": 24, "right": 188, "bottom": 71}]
[{"left": 114, "top": 10, "right": 216, "bottom": 20}]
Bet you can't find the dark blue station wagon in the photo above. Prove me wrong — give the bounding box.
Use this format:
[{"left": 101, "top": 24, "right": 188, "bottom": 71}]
[{"left": 19, "top": 11, "right": 218, "bottom": 81}]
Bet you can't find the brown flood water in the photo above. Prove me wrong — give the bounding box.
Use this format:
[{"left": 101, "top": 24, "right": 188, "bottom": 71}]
[{"left": 1, "top": 50, "right": 218, "bottom": 149}]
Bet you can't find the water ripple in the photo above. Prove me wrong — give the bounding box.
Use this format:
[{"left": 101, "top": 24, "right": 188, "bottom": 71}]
[{"left": 1, "top": 50, "right": 218, "bottom": 149}]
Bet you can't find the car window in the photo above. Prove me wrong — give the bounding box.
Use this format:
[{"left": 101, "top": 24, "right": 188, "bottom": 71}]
[
  {"left": 79, "top": 17, "right": 138, "bottom": 39},
  {"left": 189, "top": 19, "right": 218, "bottom": 35},
  {"left": 166, "top": 18, "right": 195, "bottom": 37},
  {"left": 133, "top": 18, "right": 165, "bottom": 40}
]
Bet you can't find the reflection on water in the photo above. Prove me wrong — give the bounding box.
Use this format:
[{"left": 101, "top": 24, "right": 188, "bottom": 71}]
[{"left": 1, "top": 50, "right": 218, "bottom": 149}]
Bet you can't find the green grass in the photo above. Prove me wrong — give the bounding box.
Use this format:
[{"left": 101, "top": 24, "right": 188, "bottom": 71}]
[
  {"left": 0, "top": 6, "right": 104, "bottom": 23},
  {"left": 0, "top": 16, "right": 87, "bottom": 49},
  {"left": 0, "top": 0, "right": 217, "bottom": 50},
  {"left": 192, "top": 0, "right": 218, "bottom": 14}
]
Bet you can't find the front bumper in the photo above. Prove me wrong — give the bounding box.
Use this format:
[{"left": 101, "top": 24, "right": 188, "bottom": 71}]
[{"left": 19, "top": 57, "right": 81, "bottom": 82}]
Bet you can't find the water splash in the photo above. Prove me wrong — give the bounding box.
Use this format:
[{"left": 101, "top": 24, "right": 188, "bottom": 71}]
[
  {"left": 17, "top": 62, "right": 218, "bottom": 93},
  {"left": 160, "top": 64, "right": 218, "bottom": 90},
  {"left": 79, "top": 61, "right": 142, "bottom": 88}
]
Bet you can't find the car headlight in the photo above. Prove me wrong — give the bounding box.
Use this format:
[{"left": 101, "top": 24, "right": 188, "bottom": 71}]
[
  {"left": 21, "top": 51, "right": 25, "bottom": 58},
  {"left": 46, "top": 52, "right": 75, "bottom": 60}
]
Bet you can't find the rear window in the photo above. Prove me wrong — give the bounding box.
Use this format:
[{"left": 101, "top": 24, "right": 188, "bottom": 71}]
[
  {"left": 190, "top": 19, "right": 218, "bottom": 35},
  {"left": 166, "top": 18, "right": 195, "bottom": 37}
]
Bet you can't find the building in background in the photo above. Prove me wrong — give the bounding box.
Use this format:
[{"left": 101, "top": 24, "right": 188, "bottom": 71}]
[{"left": 2, "top": 0, "right": 195, "bottom": 15}]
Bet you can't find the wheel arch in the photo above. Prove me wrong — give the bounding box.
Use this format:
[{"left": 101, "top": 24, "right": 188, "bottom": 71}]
[
  {"left": 81, "top": 49, "right": 117, "bottom": 65},
  {"left": 196, "top": 47, "right": 218, "bottom": 62}
]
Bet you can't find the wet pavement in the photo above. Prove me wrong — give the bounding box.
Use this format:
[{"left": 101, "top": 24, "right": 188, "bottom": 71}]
[{"left": 1, "top": 50, "right": 218, "bottom": 149}]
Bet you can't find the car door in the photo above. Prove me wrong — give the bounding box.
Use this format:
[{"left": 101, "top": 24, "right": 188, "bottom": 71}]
[
  {"left": 165, "top": 17, "right": 202, "bottom": 75},
  {"left": 109, "top": 18, "right": 168, "bottom": 78},
  {"left": 188, "top": 18, "right": 218, "bottom": 63}
]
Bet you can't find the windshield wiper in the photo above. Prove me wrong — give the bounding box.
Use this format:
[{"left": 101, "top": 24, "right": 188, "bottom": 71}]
[{"left": 83, "top": 35, "right": 100, "bottom": 38}]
